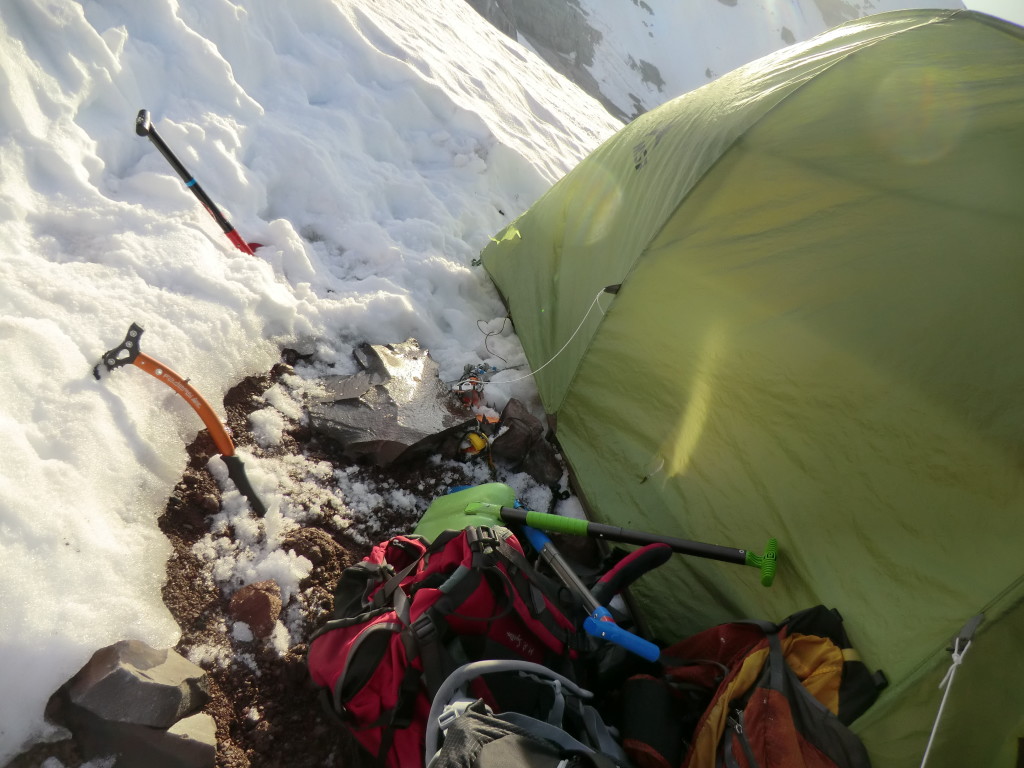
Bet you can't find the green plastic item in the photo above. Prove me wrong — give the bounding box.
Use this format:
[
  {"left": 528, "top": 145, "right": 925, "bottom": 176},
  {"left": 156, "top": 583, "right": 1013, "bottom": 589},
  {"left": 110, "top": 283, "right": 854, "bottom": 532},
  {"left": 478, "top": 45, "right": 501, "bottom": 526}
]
[{"left": 413, "top": 483, "right": 517, "bottom": 542}]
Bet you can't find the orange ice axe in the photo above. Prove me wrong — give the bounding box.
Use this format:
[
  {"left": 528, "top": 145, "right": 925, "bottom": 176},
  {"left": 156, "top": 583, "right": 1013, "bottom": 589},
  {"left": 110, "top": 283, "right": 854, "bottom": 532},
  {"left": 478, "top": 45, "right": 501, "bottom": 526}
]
[{"left": 95, "top": 323, "right": 268, "bottom": 517}]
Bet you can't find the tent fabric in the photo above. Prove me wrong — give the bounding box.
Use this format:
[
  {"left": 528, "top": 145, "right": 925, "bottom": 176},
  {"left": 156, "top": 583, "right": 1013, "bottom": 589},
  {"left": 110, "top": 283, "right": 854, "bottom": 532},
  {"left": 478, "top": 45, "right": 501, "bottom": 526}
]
[{"left": 481, "top": 10, "right": 1024, "bottom": 767}]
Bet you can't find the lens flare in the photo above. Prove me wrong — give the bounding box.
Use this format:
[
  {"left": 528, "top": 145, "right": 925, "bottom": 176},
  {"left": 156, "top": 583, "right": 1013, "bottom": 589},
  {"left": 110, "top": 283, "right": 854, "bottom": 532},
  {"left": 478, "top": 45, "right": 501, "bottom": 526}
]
[{"left": 866, "top": 66, "right": 972, "bottom": 164}]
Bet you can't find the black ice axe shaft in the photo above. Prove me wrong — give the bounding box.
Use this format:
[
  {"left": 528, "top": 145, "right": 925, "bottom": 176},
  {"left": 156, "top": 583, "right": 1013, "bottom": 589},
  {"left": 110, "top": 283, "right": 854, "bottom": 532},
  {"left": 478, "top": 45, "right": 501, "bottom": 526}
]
[
  {"left": 465, "top": 504, "right": 778, "bottom": 587},
  {"left": 135, "top": 109, "right": 255, "bottom": 255}
]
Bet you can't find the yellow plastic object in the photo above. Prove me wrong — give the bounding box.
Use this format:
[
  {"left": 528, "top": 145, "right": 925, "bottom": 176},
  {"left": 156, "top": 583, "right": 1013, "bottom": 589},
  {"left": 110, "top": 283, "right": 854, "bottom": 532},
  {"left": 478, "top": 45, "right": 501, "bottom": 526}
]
[{"left": 463, "top": 432, "right": 489, "bottom": 454}]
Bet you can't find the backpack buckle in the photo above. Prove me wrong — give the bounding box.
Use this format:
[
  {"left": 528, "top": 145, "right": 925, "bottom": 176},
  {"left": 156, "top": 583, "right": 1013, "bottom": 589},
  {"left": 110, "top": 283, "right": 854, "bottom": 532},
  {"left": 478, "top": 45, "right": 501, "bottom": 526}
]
[
  {"left": 466, "top": 525, "right": 499, "bottom": 554},
  {"left": 436, "top": 698, "right": 477, "bottom": 735},
  {"left": 412, "top": 613, "right": 439, "bottom": 646}
]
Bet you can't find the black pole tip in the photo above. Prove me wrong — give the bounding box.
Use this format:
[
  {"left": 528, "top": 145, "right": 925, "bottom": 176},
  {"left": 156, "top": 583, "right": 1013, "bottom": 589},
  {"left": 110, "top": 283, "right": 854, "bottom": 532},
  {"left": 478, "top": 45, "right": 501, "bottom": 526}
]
[{"left": 135, "top": 109, "right": 152, "bottom": 137}]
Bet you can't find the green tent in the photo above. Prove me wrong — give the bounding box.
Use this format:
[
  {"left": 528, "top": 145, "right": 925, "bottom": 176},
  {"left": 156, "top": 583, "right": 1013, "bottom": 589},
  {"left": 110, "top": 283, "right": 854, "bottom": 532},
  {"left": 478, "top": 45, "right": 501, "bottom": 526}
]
[{"left": 481, "top": 9, "right": 1024, "bottom": 767}]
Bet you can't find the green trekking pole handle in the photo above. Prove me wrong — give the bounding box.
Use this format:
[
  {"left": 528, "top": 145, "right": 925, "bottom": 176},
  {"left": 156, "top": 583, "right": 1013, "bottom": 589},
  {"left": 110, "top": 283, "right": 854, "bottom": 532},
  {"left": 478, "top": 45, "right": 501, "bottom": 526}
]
[{"left": 465, "top": 502, "right": 778, "bottom": 587}]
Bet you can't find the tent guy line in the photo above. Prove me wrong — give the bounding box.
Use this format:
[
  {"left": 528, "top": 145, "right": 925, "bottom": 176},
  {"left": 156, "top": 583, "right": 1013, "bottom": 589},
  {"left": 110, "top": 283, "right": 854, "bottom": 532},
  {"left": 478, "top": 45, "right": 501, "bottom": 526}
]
[{"left": 476, "top": 285, "right": 618, "bottom": 388}]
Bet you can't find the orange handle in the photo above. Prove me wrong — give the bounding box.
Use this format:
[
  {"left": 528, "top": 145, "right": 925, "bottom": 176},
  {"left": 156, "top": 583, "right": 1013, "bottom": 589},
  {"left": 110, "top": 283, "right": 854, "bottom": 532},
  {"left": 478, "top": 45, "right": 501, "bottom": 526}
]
[{"left": 131, "top": 352, "right": 236, "bottom": 457}]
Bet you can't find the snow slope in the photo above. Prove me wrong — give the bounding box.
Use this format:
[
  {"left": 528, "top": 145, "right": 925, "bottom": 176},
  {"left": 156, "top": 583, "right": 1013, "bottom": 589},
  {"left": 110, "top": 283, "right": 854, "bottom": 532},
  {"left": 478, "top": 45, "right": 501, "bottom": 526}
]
[
  {"left": 475, "top": 0, "right": 966, "bottom": 118},
  {"left": 0, "top": 0, "right": 618, "bottom": 759}
]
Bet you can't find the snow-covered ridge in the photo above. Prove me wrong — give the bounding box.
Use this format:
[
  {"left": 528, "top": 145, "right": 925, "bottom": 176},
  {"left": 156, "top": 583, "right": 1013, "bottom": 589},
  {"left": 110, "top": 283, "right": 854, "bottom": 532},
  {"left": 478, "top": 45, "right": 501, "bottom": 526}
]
[{"left": 467, "top": 0, "right": 966, "bottom": 119}]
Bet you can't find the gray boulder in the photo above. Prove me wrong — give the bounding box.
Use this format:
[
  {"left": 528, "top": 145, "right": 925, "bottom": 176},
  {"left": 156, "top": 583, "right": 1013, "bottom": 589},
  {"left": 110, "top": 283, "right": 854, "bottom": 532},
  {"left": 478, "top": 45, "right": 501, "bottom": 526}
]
[
  {"left": 48, "top": 640, "right": 215, "bottom": 768},
  {"left": 65, "top": 640, "right": 209, "bottom": 728},
  {"left": 64, "top": 709, "right": 216, "bottom": 768}
]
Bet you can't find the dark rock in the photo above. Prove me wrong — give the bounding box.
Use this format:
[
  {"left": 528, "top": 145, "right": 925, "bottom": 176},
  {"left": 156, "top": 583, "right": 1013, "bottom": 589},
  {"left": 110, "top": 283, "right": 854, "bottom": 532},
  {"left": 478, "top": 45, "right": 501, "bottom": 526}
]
[
  {"left": 198, "top": 494, "right": 220, "bottom": 515},
  {"left": 60, "top": 641, "right": 209, "bottom": 729},
  {"left": 281, "top": 527, "right": 346, "bottom": 569},
  {"left": 68, "top": 707, "right": 215, "bottom": 768},
  {"left": 228, "top": 580, "right": 283, "bottom": 638},
  {"left": 465, "top": 0, "right": 636, "bottom": 120},
  {"left": 282, "top": 527, "right": 352, "bottom": 594},
  {"left": 46, "top": 641, "right": 214, "bottom": 768}
]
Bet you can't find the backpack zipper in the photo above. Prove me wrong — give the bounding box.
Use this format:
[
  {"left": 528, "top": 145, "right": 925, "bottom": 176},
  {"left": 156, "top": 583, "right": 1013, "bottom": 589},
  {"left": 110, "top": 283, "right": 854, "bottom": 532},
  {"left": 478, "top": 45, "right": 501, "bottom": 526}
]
[{"left": 725, "top": 709, "right": 761, "bottom": 768}]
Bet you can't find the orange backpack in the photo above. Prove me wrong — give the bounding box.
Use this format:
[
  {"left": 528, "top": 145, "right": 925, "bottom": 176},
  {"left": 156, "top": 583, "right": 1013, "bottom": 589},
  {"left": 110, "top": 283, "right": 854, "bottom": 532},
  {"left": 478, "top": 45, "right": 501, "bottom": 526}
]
[{"left": 621, "top": 606, "right": 886, "bottom": 768}]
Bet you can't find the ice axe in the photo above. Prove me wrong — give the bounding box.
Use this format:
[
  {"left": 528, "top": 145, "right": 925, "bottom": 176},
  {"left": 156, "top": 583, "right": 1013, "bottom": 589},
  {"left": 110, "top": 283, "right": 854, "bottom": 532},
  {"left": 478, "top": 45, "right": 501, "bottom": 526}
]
[
  {"left": 94, "top": 322, "right": 268, "bottom": 517},
  {"left": 135, "top": 109, "right": 258, "bottom": 256},
  {"left": 461, "top": 503, "right": 778, "bottom": 587}
]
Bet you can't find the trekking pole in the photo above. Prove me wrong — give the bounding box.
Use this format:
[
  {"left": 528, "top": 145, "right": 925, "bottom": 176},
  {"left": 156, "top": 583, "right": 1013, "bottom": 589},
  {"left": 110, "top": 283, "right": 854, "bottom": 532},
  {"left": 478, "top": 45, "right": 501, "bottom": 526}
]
[
  {"left": 135, "top": 109, "right": 257, "bottom": 256},
  {"left": 520, "top": 525, "right": 661, "bottom": 662},
  {"left": 94, "top": 323, "right": 268, "bottom": 517},
  {"left": 467, "top": 503, "right": 778, "bottom": 587}
]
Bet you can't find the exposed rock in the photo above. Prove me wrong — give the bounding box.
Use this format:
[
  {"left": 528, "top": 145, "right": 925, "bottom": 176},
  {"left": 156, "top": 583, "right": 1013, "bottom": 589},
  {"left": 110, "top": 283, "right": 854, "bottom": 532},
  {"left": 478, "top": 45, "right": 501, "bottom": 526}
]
[
  {"left": 60, "top": 641, "right": 209, "bottom": 729},
  {"left": 65, "top": 708, "right": 216, "bottom": 768},
  {"left": 282, "top": 527, "right": 353, "bottom": 589},
  {"left": 228, "top": 580, "right": 283, "bottom": 638},
  {"left": 165, "top": 714, "right": 217, "bottom": 766},
  {"left": 282, "top": 527, "right": 348, "bottom": 569},
  {"left": 46, "top": 641, "right": 214, "bottom": 768},
  {"left": 464, "top": 0, "right": 637, "bottom": 120}
]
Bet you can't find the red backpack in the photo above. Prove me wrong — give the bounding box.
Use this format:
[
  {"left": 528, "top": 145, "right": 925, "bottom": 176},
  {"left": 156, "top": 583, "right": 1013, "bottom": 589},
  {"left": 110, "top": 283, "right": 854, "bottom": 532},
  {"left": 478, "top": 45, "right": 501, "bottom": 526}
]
[{"left": 307, "top": 525, "right": 582, "bottom": 767}]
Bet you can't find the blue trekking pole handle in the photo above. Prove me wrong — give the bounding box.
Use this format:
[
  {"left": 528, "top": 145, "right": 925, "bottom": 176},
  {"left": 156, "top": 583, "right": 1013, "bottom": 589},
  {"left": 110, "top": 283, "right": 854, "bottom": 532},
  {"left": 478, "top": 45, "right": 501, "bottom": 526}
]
[
  {"left": 583, "top": 608, "right": 659, "bottom": 663},
  {"left": 520, "top": 526, "right": 660, "bottom": 663}
]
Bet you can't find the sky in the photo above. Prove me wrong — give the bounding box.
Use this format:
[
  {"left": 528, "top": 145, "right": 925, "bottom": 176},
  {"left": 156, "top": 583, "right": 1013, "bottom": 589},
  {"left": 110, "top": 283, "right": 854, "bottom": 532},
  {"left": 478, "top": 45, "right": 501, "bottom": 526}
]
[
  {"left": 0, "top": 0, "right": 1018, "bottom": 763},
  {"left": 964, "top": 0, "right": 1024, "bottom": 25}
]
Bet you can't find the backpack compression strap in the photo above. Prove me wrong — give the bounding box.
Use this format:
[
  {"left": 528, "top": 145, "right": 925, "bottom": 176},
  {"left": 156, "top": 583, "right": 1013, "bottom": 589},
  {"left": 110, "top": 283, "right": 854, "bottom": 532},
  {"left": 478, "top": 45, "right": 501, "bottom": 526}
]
[{"left": 399, "top": 526, "right": 582, "bottom": 702}]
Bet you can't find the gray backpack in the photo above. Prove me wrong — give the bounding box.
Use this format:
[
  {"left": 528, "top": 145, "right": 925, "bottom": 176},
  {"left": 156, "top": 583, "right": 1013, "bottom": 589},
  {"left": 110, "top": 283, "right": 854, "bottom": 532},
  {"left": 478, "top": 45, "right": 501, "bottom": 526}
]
[{"left": 424, "top": 660, "right": 628, "bottom": 768}]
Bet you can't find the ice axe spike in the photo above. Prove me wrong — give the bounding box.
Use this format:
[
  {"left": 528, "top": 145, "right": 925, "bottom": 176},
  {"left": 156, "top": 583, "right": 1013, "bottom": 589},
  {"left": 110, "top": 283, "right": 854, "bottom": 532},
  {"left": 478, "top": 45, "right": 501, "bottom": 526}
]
[
  {"left": 95, "top": 323, "right": 268, "bottom": 517},
  {"left": 465, "top": 502, "right": 778, "bottom": 587},
  {"left": 135, "top": 109, "right": 258, "bottom": 256}
]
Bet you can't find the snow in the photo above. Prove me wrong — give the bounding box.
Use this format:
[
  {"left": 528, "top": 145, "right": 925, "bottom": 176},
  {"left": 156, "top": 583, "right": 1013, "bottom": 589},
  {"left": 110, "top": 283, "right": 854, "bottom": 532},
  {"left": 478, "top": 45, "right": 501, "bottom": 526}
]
[
  {"left": 569, "top": 0, "right": 967, "bottom": 115},
  {"left": 1, "top": 0, "right": 1012, "bottom": 761},
  {"left": 0, "top": 0, "right": 618, "bottom": 758}
]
